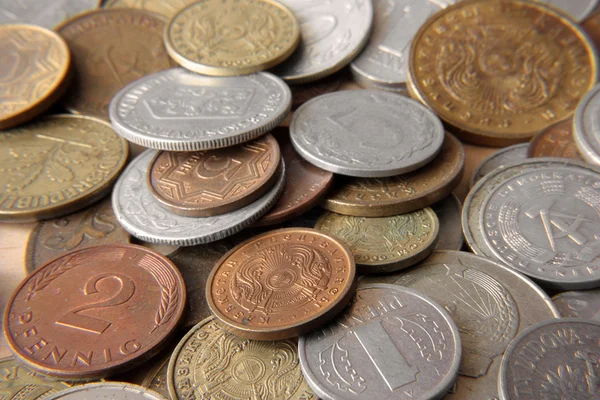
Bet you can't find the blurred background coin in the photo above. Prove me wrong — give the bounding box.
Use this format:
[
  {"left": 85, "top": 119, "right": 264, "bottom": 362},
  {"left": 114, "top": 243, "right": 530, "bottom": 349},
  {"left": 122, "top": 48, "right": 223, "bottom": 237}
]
[
  {"left": 470, "top": 143, "right": 529, "bottom": 187},
  {"left": 0, "top": 356, "right": 71, "bottom": 399},
  {"left": 574, "top": 84, "right": 600, "bottom": 164},
  {"left": 47, "top": 382, "right": 167, "bottom": 400},
  {"left": 552, "top": 289, "right": 600, "bottom": 320},
  {"left": 104, "top": 0, "right": 194, "bottom": 18},
  {"left": 432, "top": 194, "right": 464, "bottom": 251},
  {"left": 528, "top": 118, "right": 583, "bottom": 159},
  {"left": 537, "top": 0, "right": 598, "bottom": 21},
  {"left": 0, "top": 0, "right": 100, "bottom": 28}
]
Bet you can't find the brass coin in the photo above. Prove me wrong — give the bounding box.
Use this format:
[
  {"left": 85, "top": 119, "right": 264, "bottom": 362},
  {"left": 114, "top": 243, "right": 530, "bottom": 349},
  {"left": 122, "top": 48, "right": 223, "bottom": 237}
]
[
  {"left": 206, "top": 228, "right": 356, "bottom": 340},
  {"left": 408, "top": 0, "right": 598, "bottom": 146},
  {"left": 104, "top": 0, "right": 195, "bottom": 18},
  {"left": 314, "top": 208, "right": 439, "bottom": 274},
  {"left": 0, "top": 115, "right": 129, "bottom": 222},
  {"left": 527, "top": 118, "right": 583, "bottom": 159},
  {"left": 147, "top": 134, "right": 281, "bottom": 217},
  {"left": 164, "top": 0, "right": 300, "bottom": 76},
  {"left": 0, "top": 24, "right": 71, "bottom": 130},
  {"left": 322, "top": 132, "right": 464, "bottom": 217},
  {"left": 57, "top": 9, "right": 173, "bottom": 119},
  {"left": 0, "top": 356, "right": 71, "bottom": 399}
]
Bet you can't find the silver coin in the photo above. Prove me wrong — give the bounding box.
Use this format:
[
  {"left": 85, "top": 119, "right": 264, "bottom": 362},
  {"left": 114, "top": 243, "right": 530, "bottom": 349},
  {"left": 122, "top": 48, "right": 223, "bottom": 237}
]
[
  {"left": 290, "top": 90, "right": 444, "bottom": 177},
  {"left": 470, "top": 143, "right": 529, "bottom": 188},
  {"left": 499, "top": 318, "right": 600, "bottom": 400},
  {"left": 299, "top": 283, "right": 461, "bottom": 400},
  {"left": 362, "top": 251, "right": 560, "bottom": 400},
  {"left": 46, "top": 382, "right": 165, "bottom": 400},
  {"left": 112, "top": 150, "right": 286, "bottom": 246},
  {"left": 538, "top": 0, "right": 598, "bottom": 21},
  {"left": 432, "top": 194, "right": 464, "bottom": 251},
  {"left": 552, "top": 289, "right": 600, "bottom": 321},
  {"left": 574, "top": 84, "right": 600, "bottom": 165},
  {"left": 0, "top": 0, "right": 99, "bottom": 28},
  {"left": 350, "top": 0, "right": 455, "bottom": 89},
  {"left": 272, "top": 0, "right": 373, "bottom": 84},
  {"left": 109, "top": 68, "right": 291, "bottom": 151},
  {"left": 479, "top": 165, "right": 600, "bottom": 290}
]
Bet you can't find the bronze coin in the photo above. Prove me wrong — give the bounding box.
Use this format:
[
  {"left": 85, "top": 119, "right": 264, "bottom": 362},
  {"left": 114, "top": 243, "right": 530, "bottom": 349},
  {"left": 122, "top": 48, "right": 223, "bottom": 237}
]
[
  {"left": 56, "top": 9, "right": 173, "bottom": 119},
  {"left": 527, "top": 118, "right": 583, "bottom": 160},
  {"left": 290, "top": 73, "right": 344, "bottom": 109},
  {"left": 206, "top": 228, "right": 356, "bottom": 340},
  {"left": 322, "top": 132, "right": 465, "bottom": 217},
  {"left": 3, "top": 244, "right": 186, "bottom": 380},
  {"left": 147, "top": 134, "right": 281, "bottom": 217},
  {"left": 254, "top": 129, "right": 334, "bottom": 227},
  {"left": 583, "top": 10, "right": 600, "bottom": 52}
]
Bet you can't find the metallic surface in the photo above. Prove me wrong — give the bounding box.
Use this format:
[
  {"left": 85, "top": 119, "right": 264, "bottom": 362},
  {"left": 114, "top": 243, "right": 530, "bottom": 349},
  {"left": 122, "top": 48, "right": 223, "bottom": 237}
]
[
  {"left": 470, "top": 143, "right": 529, "bottom": 187},
  {"left": 538, "top": 0, "right": 598, "bottom": 21},
  {"left": 552, "top": 289, "right": 600, "bottom": 320},
  {"left": 46, "top": 383, "right": 166, "bottom": 399},
  {"left": 104, "top": 0, "right": 194, "bottom": 17},
  {"left": 290, "top": 74, "right": 344, "bottom": 109},
  {"left": 139, "top": 352, "right": 170, "bottom": 398},
  {"left": 0, "top": 0, "right": 100, "bottom": 28},
  {"left": 432, "top": 194, "right": 464, "bottom": 251},
  {"left": 574, "top": 84, "right": 600, "bottom": 164},
  {"left": 0, "top": 356, "right": 71, "bottom": 399},
  {"left": 528, "top": 118, "right": 583, "bottom": 159},
  {"left": 582, "top": 10, "right": 600, "bottom": 51}
]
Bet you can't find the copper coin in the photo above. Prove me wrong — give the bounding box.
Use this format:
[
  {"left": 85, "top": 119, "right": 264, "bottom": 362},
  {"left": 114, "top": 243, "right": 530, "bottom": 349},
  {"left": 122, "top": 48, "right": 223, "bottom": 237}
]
[
  {"left": 254, "top": 129, "right": 334, "bottom": 227},
  {"left": 583, "top": 10, "right": 600, "bottom": 52},
  {"left": 290, "top": 73, "right": 344, "bottom": 109},
  {"left": 3, "top": 244, "right": 186, "bottom": 380},
  {"left": 527, "top": 118, "right": 583, "bottom": 160},
  {"left": 322, "top": 132, "right": 465, "bottom": 217},
  {"left": 56, "top": 9, "right": 173, "bottom": 119},
  {"left": 147, "top": 134, "right": 281, "bottom": 217},
  {"left": 206, "top": 228, "right": 356, "bottom": 340}
]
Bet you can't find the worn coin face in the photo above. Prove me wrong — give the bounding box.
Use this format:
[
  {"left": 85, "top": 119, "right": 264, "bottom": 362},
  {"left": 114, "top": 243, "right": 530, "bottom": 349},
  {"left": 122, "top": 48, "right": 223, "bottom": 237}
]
[
  {"left": 0, "top": 0, "right": 100, "bottom": 28},
  {"left": 323, "top": 132, "right": 464, "bottom": 216},
  {"left": 299, "top": 283, "right": 461, "bottom": 400},
  {"left": 103, "top": 0, "right": 194, "bottom": 18},
  {"left": 3, "top": 244, "right": 186, "bottom": 379},
  {"left": 538, "top": 0, "right": 598, "bottom": 21},
  {"left": 574, "top": 84, "right": 600, "bottom": 165},
  {"left": 0, "top": 115, "right": 128, "bottom": 222},
  {"left": 46, "top": 383, "right": 166, "bottom": 400},
  {"left": 109, "top": 68, "right": 291, "bottom": 151},
  {"left": 0, "top": 25, "right": 71, "bottom": 130},
  {"left": 528, "top": 119, "right": 583, "bottom": 159},
  {"left": 290, "top": 73, "right": 344, "bottom": 109},
  {"left": 273, "top": 0, "right": 373, "bottom": 83},
  {"left": 552, "top": 289, "right": 600, "bottom": 320},
  {"left": 206, "top": 228, "right": 356, "bottom": 340},
  {"left": 0, "top": 356, "right": 71, "bottom": 399},
  {"left": 315, "top": 208, "right": 439, "bottom": 274},
  {"left": 291, "top": 90, "right": 444, "bottom": 177},
  {"left": 408, "top": 0, "right": 598, "bottom": 146},
  {"left": 362, "top": 251, "right": 560, "bottom": 400},
  {"left": 432, "top": 194, "right": 464, "bottom": 251},
  {"left": 499, "top": 319, "right": 600, "bottom": 400},
  {"left": 57, "top": 9, "right": 172, "bottom": 119},
  {"left": 470, "top": 143, "right": 529, "bottom": 187}
]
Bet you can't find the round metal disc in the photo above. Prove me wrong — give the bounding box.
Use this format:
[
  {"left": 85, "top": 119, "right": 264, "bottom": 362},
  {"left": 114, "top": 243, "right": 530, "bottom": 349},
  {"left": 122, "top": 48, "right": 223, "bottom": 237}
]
[
  {"left": 574, "top": 84, "right": 600, "bottom": 165},
  {"left": 470, "top": 143, "right": 529, "bottom": 187}
]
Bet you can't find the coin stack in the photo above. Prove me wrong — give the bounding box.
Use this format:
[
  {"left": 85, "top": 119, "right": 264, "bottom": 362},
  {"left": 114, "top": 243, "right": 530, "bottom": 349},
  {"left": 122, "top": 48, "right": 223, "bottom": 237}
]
[{"left": 2, "top": 0, "right": 600, "bottom": 400}]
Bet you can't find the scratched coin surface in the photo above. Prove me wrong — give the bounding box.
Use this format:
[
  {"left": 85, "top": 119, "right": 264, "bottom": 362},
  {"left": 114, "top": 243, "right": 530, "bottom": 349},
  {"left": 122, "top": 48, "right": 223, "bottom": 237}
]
[
  {"left": 109, "top": 68, "right": 291, "bottom": 151},
  {"left": 291, "top": 90, "right": 444, "bottom": 177},
  {"left": 46, "top": 383, "right": 166, "bottom": 399},
  {"left": 0, "top": 356, "right": 71, "bottom": 399},
  {"left": 499, "top": 319, "right": 600, "bottom": 400},
  {"left": 432, "top": 194, "right": 464, "bottom": 251},
  {"left": 552, "top": 289, "right": 600, "bottom": 321},
  {"left": 3, "top": 244, "right": 186, "bottom": 379},
  {"left": 57, "top": 8, "right": 172, "bottom": 119},
  {"left": 206, "top": 228, "right": 356, "bottom": 340},
  {"left": 0, "top": 25, "right": 71, "bottom": 130},
  {"left": 164, "top": 0, "right": 299, "bottom": 76},
  {"left": 273, "top": 0, "right": 373, "bottom": 83},
  {"left": 0, "top": 0, "right": 100, "bottom": 28},
  {"left": 323, "top": 132, "right": 464, "bottom": 216},
  {"left": 0, "top": 115, "right": 128, "bottom": 222},
  {"left": 574, "top": 84, "right": 600, "bottom": 165},
  {"left": 537, "top": 0, "right": 598, "bottom": 21},
  {"left": 470, "top": 143, "right": 529, "bottom": 187},
  {"left": 362, "top": 251, "right": 560, "bottom": 400},
  {"left": 408, "top": 0, "right": 598, "bottom": 146},
  {"left": 528, "top": 119, "right": 583, "bottom": 159},
  {"left": 315, "top": 208, "right": 439, "bottom": 274},
  {"left": 299, "top": 283, "right": 461, "bottom": 400},
  {"left": 103, "top": 0, "right": 194, "bottom": 18}
]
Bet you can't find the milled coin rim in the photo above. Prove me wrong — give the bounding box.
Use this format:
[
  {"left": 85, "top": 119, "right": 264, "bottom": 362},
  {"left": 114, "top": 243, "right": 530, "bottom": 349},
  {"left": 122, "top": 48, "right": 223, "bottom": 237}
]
[
  {"left": 574, "top": 83, "right": 600, "bottom": 165},
  {"left": 469, "top": 143, "right": 529, "bottom": 188},
  {"left": 45, "top": 382, "right": 167, "bottom": 399}
]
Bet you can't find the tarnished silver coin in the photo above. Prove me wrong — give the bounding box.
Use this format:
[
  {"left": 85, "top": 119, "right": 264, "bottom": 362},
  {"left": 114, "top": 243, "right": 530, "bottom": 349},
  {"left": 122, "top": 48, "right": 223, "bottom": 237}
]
[
  {"left": 499, "top": 318, "right": 600, "bottom": 400},
  {"left": 46, "top": 382, "right": 165, "bottom": 400},
  {"left": 470, "top": 143, "right": 529, "bottom": 187},
  {"left": 290, "top": 90, "right": 444, "bottom": 177},
  {"left": 362, "top": 251, "right": 560, "bottom": 400},
  {"left": 552, "top": 289, "right": 600, "bottom": 320},
  {"left": 350, "top": 0, "right": 455, "bottom": 90},
  {"left": 273, "top": 0, "right": 373, "bottom": 84},
  {"left": 112, "top": 150, "right": 286, "bottom": 246},
  {"left": 574, "top": 84, "right": 600, "bottom": 165},
  {"left": 432, "top": 194, "right": 464, "bottom": 251},
  {"left": 0, "top": 0, "right": 100, "bottom": 28},
  {"left": 299, "top": 283, "right": 461, "bottom": 400},
  {"left": 538, "top": 0, "right": 598, "bottom": 21},
  {"left": 109, "top": 68, "right": 291, "bottom": 151}
]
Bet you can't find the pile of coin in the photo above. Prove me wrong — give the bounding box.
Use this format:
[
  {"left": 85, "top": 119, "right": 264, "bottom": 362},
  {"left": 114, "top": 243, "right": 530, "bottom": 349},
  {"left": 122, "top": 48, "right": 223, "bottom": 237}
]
[{"left": 2, "top": 0, "right": 600, "bottom": 399}]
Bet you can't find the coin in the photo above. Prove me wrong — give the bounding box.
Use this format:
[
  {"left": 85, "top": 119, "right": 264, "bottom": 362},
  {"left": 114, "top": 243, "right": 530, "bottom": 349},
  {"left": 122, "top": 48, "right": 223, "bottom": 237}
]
[
  {"left": 432, "top": 194, "right": 464, "bottom": 251},
  {"left": 499, "top": 319, "right": 600, "bottom": 400},
  {"left": 574, "top": 84, "right": 600, "bottom": 164},
  {"left": 408, "top": 0, "right": 598, "bottom": 146},
  {"left": 291, "top": 90, "right": 444, "bottom": 177},
  {"left": 361, "top": 251, "right": 560, "bottom": 400},
  {"left": 164, "top": 0, "right": 299, "bottom": 76},
  {"left": 140, "top": 352, "right": 170, "bottom": 398},
  {"left": 470, "top": 143, "right": 529, "bottom": 187},
  {"left": 3, "top": 244, "right": 186, "bottom": 379},
  {"left": 290, "top": 74, "right": 344, "bottom": 109},
  {"left": 322, "top": 132, "right": 464, "bottom": 216},
  {"left": 0, "top": 25, "right": 71, "bottom": 130},
  {"left": 206, "top": 228, "right": 356, "bottom": 340},
  {"left": 46, "top": 383, "right": 166, "bottom": 399},
  {"left": 315, "top": 208, "right": 439, "bottom": 274},
  {"left": 57, "top": 9, "right": 172, "bottom": 119},
  {"left": 299, "top": 283, "right": 461, "bottom": 400},
  {"left": 112, "top": 150, "right": 285, "bottom": 246},
  {"left": 103, "top": 0, "right": 194, "bottom": 18},
  {"left": 25, "top": 199, "right": 130, "bottom": 274},
  {"left": 272, "top": 0, "right": 373, "bottom": 84},
  {"left": 0, "top": 0, "right": 100, "bottom": 28},
  {"left": 167, "top": 317, "right": 316, "bottom": 400},
  {"left": 109, "top": 68, "right": 291, "bottom": 151},
  {"left": 254, "top": 129, "right": 334, "bottom": 227},
  {"left": 147, "top": 134, "right": 281, "bottom": 217},
  {"left": 528, "top": 119, "right": 583, "bottom": 159},
  {"left": 0, "top": 115, "right": 129, "bottom": 222},
  {"left": 583, "top": 10, "right": 600, "bottom": 51},
  {"left": 552, "top": 289, "right": 600, "bottom": 320},
  {"left": 537, "top": 0, "right": 598, "bottom": 21},
  {"left": 0, "top": 356, "right": 71, "bottom": 399}
]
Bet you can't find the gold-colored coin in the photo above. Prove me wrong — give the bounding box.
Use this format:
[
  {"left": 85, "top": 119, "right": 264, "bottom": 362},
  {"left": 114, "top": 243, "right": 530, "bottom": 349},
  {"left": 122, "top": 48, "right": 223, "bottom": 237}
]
[
  {"left": 0, "top": 24, "right": 71, "bottom": 130},
  {"left": 0, "top": 115, "right": 129, "bottom": 222},
  {"left": 0, "top": 357, "right": 71, "bottom": 399},
  {"left": 164, "top": 0, "right": 300, "bottom": 76},
  {"left": 408, "top": 0, "right": 597, "bottom": 146},
  {"left": 315, "top": 208, "right": 439, "bottom": 274},
  {"left": 104, "top": 0, "right": 195, "bottom": 18}
]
